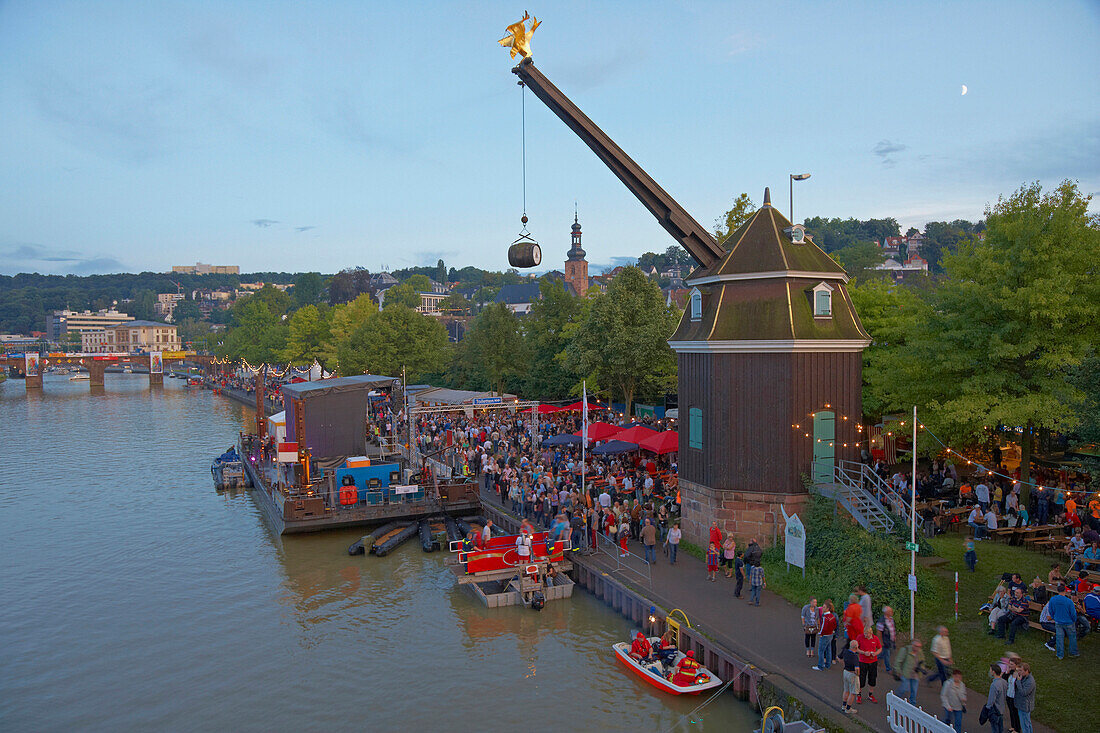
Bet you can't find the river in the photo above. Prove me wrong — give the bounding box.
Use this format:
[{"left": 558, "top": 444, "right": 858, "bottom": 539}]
[{"left": 0, "top": 375, "right": 757, "bottom": 732}]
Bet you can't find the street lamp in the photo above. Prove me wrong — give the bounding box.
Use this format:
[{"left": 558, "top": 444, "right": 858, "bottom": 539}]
[{"left": 790, "top": 173, "right": 811, "bottom": 225}]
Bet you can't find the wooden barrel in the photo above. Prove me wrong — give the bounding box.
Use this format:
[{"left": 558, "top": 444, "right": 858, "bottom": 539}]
[{"left": 508, "top": 242, "right": 542, "bottom": 268}]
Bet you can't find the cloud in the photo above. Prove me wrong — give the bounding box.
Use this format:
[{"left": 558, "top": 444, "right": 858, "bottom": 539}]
[
  {"left": 873, "top": 139, "right": 908, "bottom": 166},
  {"left": 295, "top": 225, "right": 316, "bottom": 232},
  {"left": 0, "top": 240, "right": 126, "bottom": 275},
  {"left": 251, "top": 219, "right": 279, "bottom": 228}
]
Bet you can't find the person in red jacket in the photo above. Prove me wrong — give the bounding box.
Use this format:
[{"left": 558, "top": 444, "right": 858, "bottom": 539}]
[
  {"left": 709, "top": 520, "right": 723, "bottom": 548},
  {"left": 629, "top": 632, "right": 653, "bottom": 662},
  {"left": 843, "top": 594, "right": 865, "bottom": 641},
  {"left": 671, "top": 650, "right": 702, "bottom": 686}
]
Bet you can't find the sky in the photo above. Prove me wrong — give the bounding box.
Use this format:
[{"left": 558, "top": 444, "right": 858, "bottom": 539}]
[{"left": 1, "top": 0, "right": 1098, "bottom": 276}]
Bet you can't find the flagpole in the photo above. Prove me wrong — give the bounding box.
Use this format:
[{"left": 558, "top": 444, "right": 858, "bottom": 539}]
[
  {"left": 910, "top": 404, "right": 917, "bottom": 639},
  {"left": 581, "top": 381, "right": 587, "bottom": 496}
]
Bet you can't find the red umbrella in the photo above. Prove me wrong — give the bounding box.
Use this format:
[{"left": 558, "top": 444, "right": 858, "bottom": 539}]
[
  {"left": 614, "top": 424, "right": 659, "bottom": 444},
  {"left": 638, "top": 430, "right": 679, "bottom": 454},
  {"left": 573, "top": 422, "right": 622, "bottom": 442},
  {"left": 528, "top": 404, "right": 562, "bottom": 414},
  {"left": 562, "top": 400, "right": 606, "bottom": 411}
]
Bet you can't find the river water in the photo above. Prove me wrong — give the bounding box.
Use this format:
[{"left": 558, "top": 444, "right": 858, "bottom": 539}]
[{"left": 1, "top": 375, "right": 757, "bottom": 732}]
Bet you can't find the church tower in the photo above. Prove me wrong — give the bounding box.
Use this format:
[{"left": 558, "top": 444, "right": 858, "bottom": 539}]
[{"left": 563, "top": 209, "right": 589, "bottom": 297}]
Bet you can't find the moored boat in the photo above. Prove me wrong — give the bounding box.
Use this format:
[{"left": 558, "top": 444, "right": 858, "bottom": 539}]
[
  {"left": 612, "top": 638, "right": 723, "bottom": 695},
  {"left": 211, "top": 447, "right": 247, "bottom": 489}
]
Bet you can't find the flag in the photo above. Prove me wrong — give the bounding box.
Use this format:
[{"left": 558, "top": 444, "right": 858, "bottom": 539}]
[
  {"left": 277, "top": 442, "right": 299, "bottom": 463},
  {"left": 582, "top": 382, "right": 588, "bottom": 445}
]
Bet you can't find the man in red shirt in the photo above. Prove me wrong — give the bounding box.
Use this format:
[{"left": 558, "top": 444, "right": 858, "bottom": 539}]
[
  {"left": 856, "top": 625, "right": 883, "bottom": 703},
  {"left": 843, "top": 594, "right": 865, "bottom": 641}
]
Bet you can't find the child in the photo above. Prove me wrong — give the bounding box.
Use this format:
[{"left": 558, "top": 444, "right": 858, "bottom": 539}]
[
  {"left": 964, "top": 538, "right": 977, "bottom": 572},
  {"left": 706, "top": 542, "right": 720, "bottom": 581},
  {"left": 734, "top": 550, "right": 746, "bottom": 598}
]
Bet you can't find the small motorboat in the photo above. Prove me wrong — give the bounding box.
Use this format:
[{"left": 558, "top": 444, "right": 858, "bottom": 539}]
[
  {"left": 612, "top": 638, "right": 723, "bottom": 695},
  {"left": 186, "top": 377, "right": 202, "bottom": 387},
  {"left": 70, "top": 373, "right": 90, "bottom": 381},
  {"left": 211, "top": 447, "right": 247, "bottom": 489}
]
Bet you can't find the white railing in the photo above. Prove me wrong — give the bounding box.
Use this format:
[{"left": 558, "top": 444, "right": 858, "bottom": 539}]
[{"left": 885, "top": 692, "right": 954, "bottom": 733}]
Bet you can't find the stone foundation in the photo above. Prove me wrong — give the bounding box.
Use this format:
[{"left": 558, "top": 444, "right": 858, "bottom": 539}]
[{"left": 679, "top": 478, "right": 808, "bottom": 549}]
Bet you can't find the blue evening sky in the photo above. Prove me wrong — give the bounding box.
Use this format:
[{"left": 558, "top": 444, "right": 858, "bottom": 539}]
[{"left": 1, "top": 0, "right": 1097, "bottom": 276}]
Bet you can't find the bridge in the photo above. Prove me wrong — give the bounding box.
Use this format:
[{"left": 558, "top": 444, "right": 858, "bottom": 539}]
[{"left": 2, "top": 351, "right": 215, "bottom": 389}]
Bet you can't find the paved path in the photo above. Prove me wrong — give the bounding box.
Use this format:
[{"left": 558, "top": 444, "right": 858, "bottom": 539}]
[{"left": 480, "top": 485, "right": 1055, "bottom": 733}]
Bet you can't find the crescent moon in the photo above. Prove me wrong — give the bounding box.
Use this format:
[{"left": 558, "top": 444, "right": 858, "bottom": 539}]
[{"left": 961, "top": 84, "right": 968, "bottom": 95}]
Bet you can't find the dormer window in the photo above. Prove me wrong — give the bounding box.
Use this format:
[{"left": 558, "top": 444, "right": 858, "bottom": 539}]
[
  {"left": 689, "top": 288, "right": 702, "bottom": 321},
  {"left": 812, "top": 282, "right": 833, "bottom": 318}
]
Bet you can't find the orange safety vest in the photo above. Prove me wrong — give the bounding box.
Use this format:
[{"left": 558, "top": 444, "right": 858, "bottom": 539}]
[{"left": 631, "top": 637, "right": 652, "bottom": 658}]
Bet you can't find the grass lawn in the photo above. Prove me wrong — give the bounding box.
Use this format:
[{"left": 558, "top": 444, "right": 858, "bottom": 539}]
[{"left": 920, "top": 533, "right": 1092, "bottom": 732}]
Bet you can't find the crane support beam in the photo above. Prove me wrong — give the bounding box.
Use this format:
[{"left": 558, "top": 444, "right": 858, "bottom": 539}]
[{"left": 513, "top": 58, "right": 723, "bottom": 268}]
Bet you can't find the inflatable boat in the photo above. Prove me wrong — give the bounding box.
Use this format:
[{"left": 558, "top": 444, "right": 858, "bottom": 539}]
[
  {"left": 371, "top": 522, "right": 418, "bottom": 557},
  {"left": 348, "top": 521, "right": 404, "bottom": 556},
  {"left": 612, "top": 638, "right": 723, "bottom": 695}
]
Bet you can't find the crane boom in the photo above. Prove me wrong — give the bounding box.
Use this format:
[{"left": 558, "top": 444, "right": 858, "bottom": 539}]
[{"left": 512, "top": 57, "right": 723, "bottom": 268}]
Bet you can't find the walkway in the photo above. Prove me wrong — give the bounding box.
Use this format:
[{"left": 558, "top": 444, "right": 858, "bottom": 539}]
[{"left": 480, "top": 485, "right": 1055, "bottom": 733}]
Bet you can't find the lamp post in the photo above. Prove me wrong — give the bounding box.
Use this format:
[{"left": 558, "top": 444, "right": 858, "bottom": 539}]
[{"left": 790, "top": 173, "right": 811, "bottom": 225}]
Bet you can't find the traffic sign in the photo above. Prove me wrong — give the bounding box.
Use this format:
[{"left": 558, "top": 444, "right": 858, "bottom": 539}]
[{"left": 905, "top": 541, "right": 919, "bottom": 552}]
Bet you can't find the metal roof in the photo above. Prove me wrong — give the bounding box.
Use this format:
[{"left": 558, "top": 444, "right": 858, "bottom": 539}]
[{"left": 281, "top": 374, "right": 399, "bottom": 399}]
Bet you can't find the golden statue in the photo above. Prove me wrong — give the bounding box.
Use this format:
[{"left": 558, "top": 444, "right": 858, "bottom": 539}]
[{"left": 498, "top": 11, "right": 541, "bottom": 59}]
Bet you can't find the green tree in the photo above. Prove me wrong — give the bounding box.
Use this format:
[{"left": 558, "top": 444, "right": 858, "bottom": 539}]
[
  {"left": 714, "top": 193, "right": 755, "bottom": 243},
  {"left": 232, "top": 285, "right": 293, "bottom": 322},
  {"left": 176, "top": 317, "right": 211, "bottom": 346},
  {"left": 889, "top": 182, "right": 1099, "bottom": 495},
  {"left": 384, "top": 274, "right": 433, "bottom": 310},
  {"left": 434, "top": 259, "right": 447, "bottom": 284},
  {"left": 219, "top": 299, "right": 287, "bottom": 364},
  {"left": 830, "top": 240, "right": 886, "bottom": 282},
  {"left": 321, "top": 294, "right": 377, "bottom": 373},
  {"left": 123, "top": 289, "right": 157, "bottom": 321},
  {"left": 462, "top": 302, "right": 526, "bottom": 396},
  {"left": 282, "top": 305, "right": 331, "bottom": 365},
  {"left": 291, "top": 272, "right": 324, "bottom": 308},
  {"left": 566, "top": 267, "right": 678, "bottom": 414},
  {"left": 340, "top": 307, "right": 450, "bottom": 380},
  {"left": 523, "top": 280, "right": 582, "bottom": 400},
  {"left": 440, "top": 290, "right": 470, "bottom": 315},
  {"left": 171, "top": 298, "right": 201, "bottom": 323}
]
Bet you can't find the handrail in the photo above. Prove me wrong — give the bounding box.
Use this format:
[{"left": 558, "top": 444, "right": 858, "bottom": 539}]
[
  {"left": 813, "top": 460, "right": 894, "bottom": 532},
  {"left": 593, "top": 530, "right": 653, "bottom": 585}
]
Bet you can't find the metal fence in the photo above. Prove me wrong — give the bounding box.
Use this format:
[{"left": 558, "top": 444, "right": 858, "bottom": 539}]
[{"left": 885, "top": 692, "right": 955, "bottom": 733}]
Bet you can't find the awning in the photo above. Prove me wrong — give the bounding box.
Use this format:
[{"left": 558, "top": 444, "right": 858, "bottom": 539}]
[
  {"left": 613, "top": 424, "right": 659, "bottom": 444},
  {"left": 638, "top": 430, "right": 679, "bottom": 455},
  {"left": 543, "top": 433, "right": 582, "bottom": 446},
  {"left": 593, "top": 440, "right": 639, "bottom": 455},
  {"left": 574, "top": 422, "right": 622, "bottom": 442},
  {"left": 562, "top": 400, "right": 607, "bottom": 411},
  {"left": 529, "top": 404, "right": 563, "bottom": 414}
]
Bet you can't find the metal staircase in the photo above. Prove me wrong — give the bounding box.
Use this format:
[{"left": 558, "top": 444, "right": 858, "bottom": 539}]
[{"left": 812, "top": 459, "right": 910, "bottom": 534}]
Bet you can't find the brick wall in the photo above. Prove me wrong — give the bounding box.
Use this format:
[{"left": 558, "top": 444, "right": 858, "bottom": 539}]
[{"left": 679, "top": 478, "right": 808, "bottom": 549}]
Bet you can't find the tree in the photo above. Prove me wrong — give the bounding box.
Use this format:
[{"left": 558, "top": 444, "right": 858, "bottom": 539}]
[
  {"left": 921, "top": 220, "right": 982, "bottom": 272},
  {"left": 440, "top": 290, "right": 470, "bottom": 316},
  {"left": 434, "top": 259, "right": 447, "bottom": 285},
  {"left": 232, "top": 285, "right": 292, "bottom": 322},
  {"left": 523, "top": 280, "right": 582, "bottom": 400},
  {"left": 340, "top": 307, "right": 450, "bottom": 380},
  {"left": 830, "top": 241, "right": 886, "bottom": 282},
  {"left": 291, "top": 272, "right": 324, "bottom": 308},
  {"left": 219, "top": 299, "right": 287, "bottom": 364},
  {"left": 171, "top": 298, "right": 201, "bottom": 323},
  {"left": 282, "top": 305, "right": 331, "bottom": 365},
  {"left": 321, "top": 294, "right": 377, "bottom": 373},
  {"left": 328, "top": 267, "right": 375, "bottom": 305},
  {"left": 566, "top": 267, "right": 678, "bottom": 415},
  {"left": 384, "top": 274, "right": 433, "bottom": 310},
  {"left": 176, "top": 317, "right": 211, "bottom": 345},
  {"left": 462, "top": 303, "right": 526, "bottom": 396},
  {"left": 890, "top": 182, "right": 1099, "bottom": 496},
  {"left": 123, "top": 289, "right": 157, "bottom": 321},
  {"left": 714, "top": 193, "right": 755, "bottom": 243}
]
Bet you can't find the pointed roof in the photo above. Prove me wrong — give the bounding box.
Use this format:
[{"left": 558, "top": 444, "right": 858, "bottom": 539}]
[{"left": 688, "top": 193, "right": 845, "bottom": 282}]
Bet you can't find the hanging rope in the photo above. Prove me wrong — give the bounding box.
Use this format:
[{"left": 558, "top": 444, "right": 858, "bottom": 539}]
[{"left": 521, "top": 81, "right": 528, "bottom": 228}]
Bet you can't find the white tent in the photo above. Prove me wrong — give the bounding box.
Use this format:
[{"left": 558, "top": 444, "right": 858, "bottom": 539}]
[{"left": 267, "top": 410, "right": 286, "bottom": 443}]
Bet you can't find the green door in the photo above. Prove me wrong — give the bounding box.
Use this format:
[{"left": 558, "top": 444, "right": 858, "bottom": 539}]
[{"left": 812, "top": 410, "right": 835, "bottom": 483}]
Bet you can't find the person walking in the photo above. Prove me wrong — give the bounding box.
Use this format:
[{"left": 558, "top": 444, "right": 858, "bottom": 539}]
[
  {"left": 940, "top": 668, "right": 966, "bottom": 732},
  {"left": 856, "top": 625, "right": 882, "bottom": 704},
  {"left": 801, "top": 598, "right": 819, "bottom": 657},
  {"left": 926, "top": 626, "right": 953, "bottom": 685},
  {"left": 749, "top": 562, "right": 766, "bottom": 606},
  {"left": 813, "top": 600, "right": 837, "bottom": 671},
  {"left": 984, "top": 663, "right": 1008, "bottom": 733},
  {"left": 1015, "top": 662, "right": 1036, "bottom": 733},
  {"left": 876, "top": 606, "right": 896, "bottom": 673},
  {"left": 893, "top": 637, "right": 924, "bottom": 704},
  {"left": 641, "top": 518, "right": 657, "bottom": 565},
  {"left": 964, "top": 538, "right": 977, "bottom": 572},
  {"left": 665, "top": 522, "right": 681, "bottom": 564}
]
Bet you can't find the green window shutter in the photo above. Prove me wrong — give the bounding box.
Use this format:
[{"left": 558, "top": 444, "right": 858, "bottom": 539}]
[{"left": 689, "top": 407, "right": 702, "bottom": 449}]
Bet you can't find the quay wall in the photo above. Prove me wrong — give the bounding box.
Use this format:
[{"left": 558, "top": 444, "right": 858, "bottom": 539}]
[
  {"left": 678, "top": 480, "right": 809, "bottom": 550},
  {"left": 480, "top": 501, "right": 858, "bottom": 733}
]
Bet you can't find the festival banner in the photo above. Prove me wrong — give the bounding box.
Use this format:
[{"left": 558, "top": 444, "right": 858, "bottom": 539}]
[
  {"left": 149, "top": 351, "right": 163, "bottom": 374},
  {"left": 24, "top": 352, "right": 40, "bottom": 377},
  {"left": 277, "top": 442, "right": 299, "bottom": 463}
]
